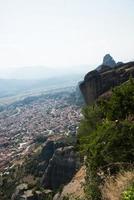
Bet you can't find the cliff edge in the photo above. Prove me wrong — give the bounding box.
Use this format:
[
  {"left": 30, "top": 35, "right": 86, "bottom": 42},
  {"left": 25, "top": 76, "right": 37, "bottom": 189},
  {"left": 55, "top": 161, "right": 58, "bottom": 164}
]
[{"left": 80, "top": 55, "right": 134, "bottom": 104}]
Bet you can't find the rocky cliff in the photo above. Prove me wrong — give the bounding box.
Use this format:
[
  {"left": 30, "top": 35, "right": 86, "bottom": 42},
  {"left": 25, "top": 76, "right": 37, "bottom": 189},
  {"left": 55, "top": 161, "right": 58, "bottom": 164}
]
[
  {"left": 11, "top": 136, "right": 80, "bottom": 199},
  {"left": 42, "top": 146, "right": 80, "bottom": 190},
  {"left": 80, "top": 56, "right": 134, "bottom": 104},
  {"left": 53, "top": 166, "right": 86, "bottom": 200}
]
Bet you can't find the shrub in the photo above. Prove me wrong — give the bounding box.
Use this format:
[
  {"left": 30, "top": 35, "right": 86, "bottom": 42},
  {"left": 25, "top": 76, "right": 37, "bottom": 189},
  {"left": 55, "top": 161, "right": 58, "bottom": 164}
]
[
  {"left": 88, "top": 120, "right": 134, "bottom": 171},
  {"left": 78, "top": 105, "right": 104, "bottom": 155},
  {"left": 122, "top": 184, "right": 134, "bottom": 200},
  {"left": 102, "top": 78, "right": 134, "bottom": 120}
]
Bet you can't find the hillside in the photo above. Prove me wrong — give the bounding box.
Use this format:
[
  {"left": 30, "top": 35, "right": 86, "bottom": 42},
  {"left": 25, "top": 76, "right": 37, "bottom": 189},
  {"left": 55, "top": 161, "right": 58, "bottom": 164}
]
[{"left": 78, "top": 78, "right": 134, "bottom": 200}]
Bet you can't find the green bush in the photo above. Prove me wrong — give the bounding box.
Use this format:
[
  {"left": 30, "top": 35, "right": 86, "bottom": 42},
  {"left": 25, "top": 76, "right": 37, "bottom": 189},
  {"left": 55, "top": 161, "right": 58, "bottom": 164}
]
[
  {"left": 88, "top": 120, "right": 134, "bottom": 171},
  {"left": 101, "top": 78, "right": 134, "bottom": 120},
  {"left": 78, "top": 105, "right": 104, "bottom": 155},
  {"left": 78, "top": 79, "right": 134, "bottom": 200},
  {"left": 122, "top": 184, "right": 134, "bottom": 200}
]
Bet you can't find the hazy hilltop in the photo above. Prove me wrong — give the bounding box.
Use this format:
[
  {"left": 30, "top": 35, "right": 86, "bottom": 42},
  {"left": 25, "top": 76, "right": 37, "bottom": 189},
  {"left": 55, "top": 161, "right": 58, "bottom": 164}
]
[
  {"left": 0, "top": 74, "right": 81, "bottom": 99},
  {"left": 0, "top": 64, "right": 91, "bottom": 99},
  {"left": 1, "top": 65, "right": 91, "bottom": 80},
  {"left": 7, "top": 66, "right": 62, "bottom": 80}
]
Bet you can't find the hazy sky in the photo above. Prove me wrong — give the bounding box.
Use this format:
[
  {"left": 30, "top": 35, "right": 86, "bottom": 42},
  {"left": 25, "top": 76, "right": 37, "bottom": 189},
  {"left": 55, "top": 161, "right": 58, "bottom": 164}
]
[{"left": 0, "top": 0, "right": 134, "bottom": 72}]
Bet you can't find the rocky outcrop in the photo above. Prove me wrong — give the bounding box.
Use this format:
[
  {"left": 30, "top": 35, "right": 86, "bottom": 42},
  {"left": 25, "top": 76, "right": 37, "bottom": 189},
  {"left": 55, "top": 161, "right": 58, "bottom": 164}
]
[
  {"left": 39, "top": 137, "right": 66, "bottom": 164},
  {"left": 80, "top": 59, "right": 134, "bottom": 104},
  {"left": 22, "top": 137, "right": 67, "bottom": 179},
  {"left": 53, "top": 166, "right": 86, "bottom": 200},
  {"left": 97, "top": 54, "right": 116, "bottom": 71},
  {"left": 11, "top": 183, "right": 52, "bottom": 200},
  {"left": 102, "top": 54, "right": 116, "bottom": 67},
  {"left": 11, "top": 136, "right": 80, "bottom": 199},
  {"left": 42, "top": 146, "right": 80, "bottom": 190}
]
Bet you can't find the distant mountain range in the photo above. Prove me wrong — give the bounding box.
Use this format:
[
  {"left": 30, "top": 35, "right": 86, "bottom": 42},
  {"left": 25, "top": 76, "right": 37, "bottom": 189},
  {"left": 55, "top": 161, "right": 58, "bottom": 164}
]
[
  {"left": 1, "top": 65, "right": 91, "bottom": 80},
  {"left": 0, "top": 74, "right": 85, "bottom": 98},
  {"left": 0, "top": 64, "right": 92, "bottom": 99}
]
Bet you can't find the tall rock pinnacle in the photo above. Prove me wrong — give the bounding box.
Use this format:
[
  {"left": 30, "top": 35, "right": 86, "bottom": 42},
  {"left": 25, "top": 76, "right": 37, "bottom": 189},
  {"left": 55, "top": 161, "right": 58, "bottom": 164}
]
[{"left": 102, "top": 54, "right": 116, "bottom": 67}]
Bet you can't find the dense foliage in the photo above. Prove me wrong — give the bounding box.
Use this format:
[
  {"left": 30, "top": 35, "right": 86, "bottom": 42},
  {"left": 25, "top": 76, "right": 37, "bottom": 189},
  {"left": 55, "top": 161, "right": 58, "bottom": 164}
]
[
  {"left": 100, "top": 78, "right": 134, "bottom": 120},
  {"left": 78, "top": 79, "right": 134, "bottom": 200},
  {"left": 122, "top": 184, "right": 134, "bottom": 200}
]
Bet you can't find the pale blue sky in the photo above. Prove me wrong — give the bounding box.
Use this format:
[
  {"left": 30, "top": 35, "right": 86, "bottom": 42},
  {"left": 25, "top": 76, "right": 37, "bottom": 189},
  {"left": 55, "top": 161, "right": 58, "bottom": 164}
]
[{"left": 0, "top": 0, "right": 134, "bottom": 73}]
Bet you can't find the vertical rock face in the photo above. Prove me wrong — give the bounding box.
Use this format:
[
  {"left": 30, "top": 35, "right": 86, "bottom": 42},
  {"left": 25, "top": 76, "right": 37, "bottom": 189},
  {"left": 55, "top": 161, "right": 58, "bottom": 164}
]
[
  {"left": 59, "top": 166, "right": 86, "bottom": 200},
  {"left": 11, "top": 137, "right": 80, "bottom": 199},
  {"left": 75, "top": 82, "right": 85, "bottom": 105},
  {"left": 42, "top": 146, "right": 80, "bottom": 190},
  {"left": 80, "top": 70, "right": 102, "bottom": 104},
  {"left": 80, "top": 58, "right": 134, "bottom": 105}
]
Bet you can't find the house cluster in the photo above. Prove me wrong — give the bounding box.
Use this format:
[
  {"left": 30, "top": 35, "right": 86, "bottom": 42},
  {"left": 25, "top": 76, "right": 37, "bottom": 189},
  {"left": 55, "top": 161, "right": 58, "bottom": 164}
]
[{"left": 0, "top": 92, "right": 81, "bottom": 173}]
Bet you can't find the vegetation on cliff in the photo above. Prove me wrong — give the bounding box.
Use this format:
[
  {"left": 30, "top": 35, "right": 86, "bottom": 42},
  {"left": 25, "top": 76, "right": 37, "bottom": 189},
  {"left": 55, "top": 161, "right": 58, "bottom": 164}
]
[{"left": 78, "top": 78, "right": 134, "bottom": 199}]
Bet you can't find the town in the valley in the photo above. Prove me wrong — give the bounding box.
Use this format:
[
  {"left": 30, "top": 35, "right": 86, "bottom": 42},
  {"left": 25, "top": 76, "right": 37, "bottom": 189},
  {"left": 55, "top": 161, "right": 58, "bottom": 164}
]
[{"left": 0, "top": 90, "right": 82, "bottom": 174}]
